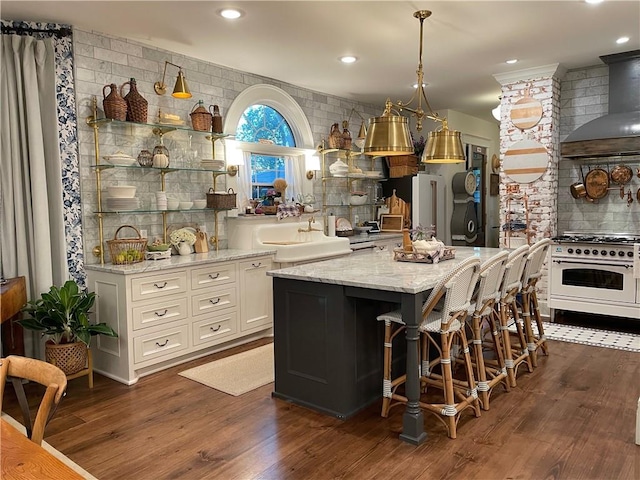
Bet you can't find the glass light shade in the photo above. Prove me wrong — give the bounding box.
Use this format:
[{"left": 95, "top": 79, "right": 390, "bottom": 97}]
[
  {"left": 363, "top": 114, "right": 413, "bottom": 156},
  {"left": 492, "top": 104, "right": 501, "bottom": 121},
  {"left": 172, "top": 70, "right": 191, "bottom": 99},
  {"left": 422, "top": 128, "right": 466, "bottom": 164},
  {"left": 305, "top": 152, "right": 321, "bottom": 171}
]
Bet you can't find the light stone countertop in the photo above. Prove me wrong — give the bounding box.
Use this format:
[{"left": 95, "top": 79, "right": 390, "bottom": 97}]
[
  {"left": 268, "top": 246, "right": 505, "bottom": 294},
  {"left": 85, "top": 248, "right": 277, "bottom": 275}
]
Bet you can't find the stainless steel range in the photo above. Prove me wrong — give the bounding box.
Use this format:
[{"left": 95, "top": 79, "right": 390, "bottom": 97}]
[{"left": 548, "top": 232, "right": 640, "bottom": 320}]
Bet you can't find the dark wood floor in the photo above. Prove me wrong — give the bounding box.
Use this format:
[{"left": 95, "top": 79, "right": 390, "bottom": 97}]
[{"left": 3, "top": 337, "right": 639, "bottom": 480}]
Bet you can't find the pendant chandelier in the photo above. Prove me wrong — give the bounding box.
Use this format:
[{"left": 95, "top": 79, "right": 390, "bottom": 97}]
[{"left": 363, "top": 10, "right": 465, "bottom": 164}]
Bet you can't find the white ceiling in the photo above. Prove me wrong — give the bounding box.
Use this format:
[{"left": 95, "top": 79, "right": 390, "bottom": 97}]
[{"left": 2, "top": 1, "right": 639, "bottom": 122}]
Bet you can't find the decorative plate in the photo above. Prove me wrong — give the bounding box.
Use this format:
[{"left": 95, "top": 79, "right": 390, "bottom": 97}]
[{"left": 336, "top": 217, "right": 352, "bottom": 231}]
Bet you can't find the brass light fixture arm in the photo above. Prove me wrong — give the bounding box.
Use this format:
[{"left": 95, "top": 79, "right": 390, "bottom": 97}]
[
  {"left": 154, "top": 60, "right": 184, "bottom": 96},
  {"left": 385, "top": 10, "right": 442, "bottom": 133}
]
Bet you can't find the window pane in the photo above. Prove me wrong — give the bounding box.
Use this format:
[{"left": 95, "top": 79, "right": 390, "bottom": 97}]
[{"left": 236, "top": 105, "right": 296, "bottom": 147}]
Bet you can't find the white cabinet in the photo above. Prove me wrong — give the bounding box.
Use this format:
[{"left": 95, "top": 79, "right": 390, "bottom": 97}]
[
  {"left": 87, "top": 253, "right": 274, "bottom": 385},
  {"left": 238, "top": 257, "right": 273, "bottom": 332}
]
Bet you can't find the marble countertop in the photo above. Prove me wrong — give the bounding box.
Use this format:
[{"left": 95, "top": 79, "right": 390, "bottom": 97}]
[
  {"left": 86, "top": 248, "right": 276, "bottom": 275},
  {"left": 268, "top": 246, "right": 504, "bottom": 294}
]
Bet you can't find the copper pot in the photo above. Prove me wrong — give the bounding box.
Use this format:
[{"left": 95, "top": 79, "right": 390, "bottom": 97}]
[
  {"left": 610, "top": 164, "right": 633, "bottom": 185},
  {"left": 584, "top": 168, "right": 609, "bottom": 200},
  {"left": 570, "top": 182, "right": 586, "bottom": 199}
]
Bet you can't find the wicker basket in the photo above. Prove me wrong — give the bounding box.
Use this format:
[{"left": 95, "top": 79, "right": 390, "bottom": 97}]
[
  {"left": 387, "top": 155, "right": 419, "bottom": 178},
  {"left": 46, "top": 341, "right": 87, "bottom": 375},
  {"left": 102, "top": 83, "right": 127, "bottom": 121},
  {"left": 107, "top": 225, "right": 147, "bottom": 265},
  {"left": 120, "top": 78, "right": 148, "bottom": 123},
  {"left": 190, "top": 102, "right": 212, "bottom": 132},
  {"left": 206, "top": 188, "right": 236, "bottom": 209}
]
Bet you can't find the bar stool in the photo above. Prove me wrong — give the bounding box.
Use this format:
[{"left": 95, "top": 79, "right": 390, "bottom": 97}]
[
  {"left": 519, "top": 238, "right": 552, "bottom": 367},
  {"left": 377, "top": 256, "right": 482, "bottom": 439},
  {"left": 466, "top": 250, "right": 510, "bottom": 410},
  {"left": 496, "top": 244, "right": 533, "bottom": 387}
]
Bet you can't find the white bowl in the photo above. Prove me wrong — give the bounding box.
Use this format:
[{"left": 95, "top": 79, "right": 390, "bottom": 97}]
[
  {"left": 193, "top": 199, "right": 207, "bottom": 209},
  {"left": 350, "top": 194, "right": 368, "bottom": 206},
  {"left": 167, "top": 199, "right": 180, "bottom": 210},
  {"left": 179, "top": 201, "right": 194, "bottom": 210},
  {"left": 107, "top": 185, "right": 137, "bottom": 198}
]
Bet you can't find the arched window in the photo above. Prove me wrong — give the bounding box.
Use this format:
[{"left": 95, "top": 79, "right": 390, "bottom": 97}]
[
  {"left": 224, "top": 84, "right": 315, "bottom": 209},
  {"left": 235, "top": 105, "right": 295, "bottom": 198}
]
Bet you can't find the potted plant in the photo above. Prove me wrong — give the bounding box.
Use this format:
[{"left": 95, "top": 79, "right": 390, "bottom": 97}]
[{"left": 19, "top": 280, "right": 117, "bottom": 375}]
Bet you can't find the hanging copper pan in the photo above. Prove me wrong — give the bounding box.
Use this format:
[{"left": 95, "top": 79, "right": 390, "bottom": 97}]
[
  {"left": 610, "top": 164, "right": 633, "bottom": 185},
  {"left": 584, "top": 167, "right": 610, "bottom": 199}
]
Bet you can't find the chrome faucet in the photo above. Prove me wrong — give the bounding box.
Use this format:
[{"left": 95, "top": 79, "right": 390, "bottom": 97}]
[{"left": 298, "top": 216, "right": 321, "bottom": 233}]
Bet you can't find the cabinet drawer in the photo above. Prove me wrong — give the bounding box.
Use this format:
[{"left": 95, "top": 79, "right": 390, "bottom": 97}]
[
  {"left": 131, "top": 271, "right": 187, "bottom": 302},
  {"left": 133, "top": 324, "right": 189, "bottom": 364},
  {"left": 192, "top": 310, "right": 238, "bottom": 346},
  {"left": 191, "top": 263, "right": 236, "bottom": 291},
  {"left": 191, "top": 288, "right": 237, "bottom": 317},
  {"left": 132, "top": 297, "right": 188, "bottom": 331}
]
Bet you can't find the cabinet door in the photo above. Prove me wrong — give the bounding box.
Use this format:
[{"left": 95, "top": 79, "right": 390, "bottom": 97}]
[{"left": 238, "top": 257, "right": 273, "bottom": 332}]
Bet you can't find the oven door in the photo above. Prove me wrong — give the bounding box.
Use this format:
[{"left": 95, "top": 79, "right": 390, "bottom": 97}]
[{"left": 550, "top": 258, "right": 636, "bottom": 304}]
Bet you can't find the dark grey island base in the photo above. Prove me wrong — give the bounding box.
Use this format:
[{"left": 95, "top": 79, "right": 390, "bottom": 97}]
[
  {"left": 268, "top": 247, "right": 503, "bottom": 445},
  {"left": 272, "top": 277, "right": 406, "bottom": 420}
]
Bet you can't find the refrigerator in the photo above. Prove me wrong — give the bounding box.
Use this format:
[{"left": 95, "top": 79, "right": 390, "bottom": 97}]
[{"left": 412, "top": 173, "right": 448, "bottom": 244}]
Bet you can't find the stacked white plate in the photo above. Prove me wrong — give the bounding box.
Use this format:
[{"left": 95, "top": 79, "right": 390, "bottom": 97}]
[
  {"left": 364, "top": 170, "right": 382, "bottom": 178},
  {"left": 106, "top": 197, "right": 140, "bottom": 211},
  {"left": 200, "top": 159, "right": 225, "bottom": 170},
  {"left": 103, "top": 152, "right": 137, "bottom": 166}
]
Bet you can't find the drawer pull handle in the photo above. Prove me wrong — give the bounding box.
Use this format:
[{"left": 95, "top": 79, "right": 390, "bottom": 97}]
[
  {"left": 251, "top": 262, "right": 262, "bottom": 268},
  {"left": 210, "top": 325, "right": 221, "bottom": 332},
  {"left": 153, "top": 282, "right": 168, "bottom": 289},
  {"left": 155, "top": 339, "right": 169, "bottom": 347},
  {"left": 209, "top": 298, "right": 220, "bottom": 305},
  {"left": 208, "top": 273, "right": 220, "bottom": 280},
  {"left": 154, "top": 309, "right": 168, "bottom": 317}
]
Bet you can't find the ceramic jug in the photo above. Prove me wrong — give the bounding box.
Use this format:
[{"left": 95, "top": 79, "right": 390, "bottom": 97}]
[
  {"left": 177, "top": 242, "right": 192, "bottom": 256},
  {"left": 102, "top": 83, "right": 127, "bottom": 121},
  {"left": 328, "top": 123, "right": 341, "bottom": 149}
]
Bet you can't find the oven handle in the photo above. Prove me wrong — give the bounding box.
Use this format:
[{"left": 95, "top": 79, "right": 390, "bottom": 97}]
[{"left": 552, "top": 259, "right": 633, "bottom": 268}]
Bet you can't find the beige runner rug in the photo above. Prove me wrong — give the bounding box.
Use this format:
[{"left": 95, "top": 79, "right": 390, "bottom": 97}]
[{"left": 178, "top": 343, "right": 274, "bottom": 396}]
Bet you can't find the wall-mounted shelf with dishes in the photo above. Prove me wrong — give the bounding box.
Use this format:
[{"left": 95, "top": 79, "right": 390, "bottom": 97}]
[
  {"left": 319, "top": 147, "right": 386, "bottom": 231},
  {"left": 86, "top": 96, "right": 232, "bottom": 264}
]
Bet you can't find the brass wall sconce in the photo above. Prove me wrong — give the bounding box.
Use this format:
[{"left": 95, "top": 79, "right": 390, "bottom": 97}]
[
  {"left": 363, "top": 10, "right": 465, "bottom": 164},
  {"left": 305, "top": 151, "right": 321, "bottom": 179},
  {"left": 227, "top": 165, "right": 239, "bottom": 176},
  {"left": 225, "top": 140, "right": 244, "bottom": 176},
  {"left": 154, "top": 61, "right": 192, "bottom": 99}
]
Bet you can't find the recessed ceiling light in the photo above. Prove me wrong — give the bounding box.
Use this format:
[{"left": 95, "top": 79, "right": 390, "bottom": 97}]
[
  {"left": 219, "top": 9, "right": 243, "bottom": 19},
  {"left": 506, "top": 59, "right": 518, "bottom": 64},
  {"left": 585, "top": 0, "right": 603, "bottom": 4},
  {"left": 340, "top": 56, "right": 357, "bottom": 64},
  {"left": 616, "top": 36, "right": 630, "bottom": 44}
]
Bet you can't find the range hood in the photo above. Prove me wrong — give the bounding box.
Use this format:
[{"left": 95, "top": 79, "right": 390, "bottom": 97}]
[{"left": 561, "top": 50, "right": 640, "bottom": 158}]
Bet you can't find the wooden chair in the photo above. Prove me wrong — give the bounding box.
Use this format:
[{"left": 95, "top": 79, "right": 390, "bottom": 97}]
[
  {"left": 377, "top": 256, "right": 482, "bottom": 439},
  {"left": 496, "top": 245, "right": 533, "bottom": 387},
  {"left": 519, "top": 238, "right": 552, "bottom": 367},
  {"left": 0, "top": 355, "right": 67, "bottom": 445},
  {"left": 466, "top": 250, "right": 510, "bottom": 410}
]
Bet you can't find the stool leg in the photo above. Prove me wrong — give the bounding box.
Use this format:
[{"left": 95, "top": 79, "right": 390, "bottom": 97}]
[
  {"left": 488, "top": 310, "right": 510, "bottom": 393},
  {"left": 499, "top": 299, "right": 517, "bottom": 388},
  {"left": 531, "top": 291, "right": 549, "bottom": 356},
  {"left": 381, "top": 320, "right": 393, "bottom": 417},
  {"left": 458, "top": 327, "right": 481, "bottom": 418},
  {"left": 521, "top": 290, "right": 538, "bottom": 367},
  {"left": 439, "top": 330, "right": 458, "bottom": 439},
  {"left": 510, "top": 298, "right": 533, "bottom": 374},
  {"left": 470, "top": 313, "right": 489, "bottom": 410}
]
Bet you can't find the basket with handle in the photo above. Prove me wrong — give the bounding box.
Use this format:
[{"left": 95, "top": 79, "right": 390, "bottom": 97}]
[
  {"left": 206, "top": 187, "right": 236, "bottom": 209},
  {"left": 107, "top": 225, "right": 147, "bottom": 265}
]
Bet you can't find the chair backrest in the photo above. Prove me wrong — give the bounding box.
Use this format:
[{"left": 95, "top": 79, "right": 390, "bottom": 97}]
[
  {"left": 500, "top": 244, "right": 530, "bottom": 300},
  {"left": 0, "top": 355, "right": 67, "bottom": 445},
  {"left": 521, "top": 238, "right": 552, "bottom": 293},
  {"left": 473, "top": 250, "right": 510, "bottom": 315},
  {"left": 422, "top": 256, "right": 481, "bottom": 325}
]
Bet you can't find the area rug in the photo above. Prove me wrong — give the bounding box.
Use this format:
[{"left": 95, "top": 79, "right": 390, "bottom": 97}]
[
  {"left": 178, "top": 343, "right": 274, "bottom": 396},
  {"left": 1, "top": 413, "right": 99, "bottom": 480},
  {"left": 541, "top": 322, "right": 639, "bottom": 352}
]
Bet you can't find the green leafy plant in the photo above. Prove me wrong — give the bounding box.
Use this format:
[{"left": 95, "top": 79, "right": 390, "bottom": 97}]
[{"left": 19, "top": 280, "right": 117, "bottom": 346}]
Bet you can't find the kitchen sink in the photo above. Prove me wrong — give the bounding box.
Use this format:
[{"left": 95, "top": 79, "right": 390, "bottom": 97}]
[{"left": 228, "top": 217, "right": 352, "bottom": 264}]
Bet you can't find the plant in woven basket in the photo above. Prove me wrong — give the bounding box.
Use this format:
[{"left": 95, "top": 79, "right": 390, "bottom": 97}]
[
  {"left": 19, "top": 280, "right": 118, "bottom": 375},
  {"left": 19, "top": 280, "right": 117, "bottom": 346}
]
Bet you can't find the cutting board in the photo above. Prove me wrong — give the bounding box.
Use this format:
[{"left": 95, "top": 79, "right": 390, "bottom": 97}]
[
  {"left": 503, "top": 139, "right": 549, "bottom": 183},
  {"left": 194, "top": 230, "right": 209, "bottom": 253},
  {"left": 510, "top": 88, "right": 543, "bottom": 130}
]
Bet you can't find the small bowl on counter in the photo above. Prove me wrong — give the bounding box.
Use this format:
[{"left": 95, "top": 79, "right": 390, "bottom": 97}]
[{"left": 179, "top": 201, "right": 194, "bottom": 210}]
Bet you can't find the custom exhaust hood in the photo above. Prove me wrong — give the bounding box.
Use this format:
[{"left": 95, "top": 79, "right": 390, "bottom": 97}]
[{"left": 560, "top": 50, "right": 640, "bottom": 158}]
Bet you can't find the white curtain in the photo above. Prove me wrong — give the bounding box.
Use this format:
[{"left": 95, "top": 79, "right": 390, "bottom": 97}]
[
  {"left": 284, "top": 155, "right": 304, "bottom": 204},
  {"left": 0, "top": 34, "right": 67, "bottom": 300},
  {"left": 235, "top": 150, "right": 253, "bottom": 210}
]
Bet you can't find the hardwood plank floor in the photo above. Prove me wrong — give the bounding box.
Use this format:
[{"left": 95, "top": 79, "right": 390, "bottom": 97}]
[{"left": 3, "top": 337, "right": 639, "bottom": 480}]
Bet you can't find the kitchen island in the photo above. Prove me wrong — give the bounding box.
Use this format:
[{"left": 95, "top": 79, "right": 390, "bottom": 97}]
[{"left": 268, "top": 246, "right": 503, "bottom": 445}]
